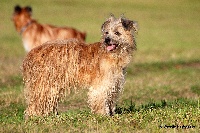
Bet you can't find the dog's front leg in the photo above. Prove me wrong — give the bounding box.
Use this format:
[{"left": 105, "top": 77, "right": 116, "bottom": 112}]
[{"left": 87, "top": 86, "right": 112, "bottom": 115}]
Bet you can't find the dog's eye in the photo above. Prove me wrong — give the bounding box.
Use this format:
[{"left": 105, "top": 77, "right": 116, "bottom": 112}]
[
  {"left": 115, "top": 31, "right": 121, "bottom": 36},
  {"left": 105, "top": 32, "right": 109, "bottom": 34}
]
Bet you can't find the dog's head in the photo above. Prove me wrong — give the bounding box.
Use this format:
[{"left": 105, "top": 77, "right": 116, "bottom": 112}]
[
  {"left": 12, "top": 5, "right": 32, "bottom": 31},
  {"left": 101, "top": 14, "right": 138, "bottom": 52}
]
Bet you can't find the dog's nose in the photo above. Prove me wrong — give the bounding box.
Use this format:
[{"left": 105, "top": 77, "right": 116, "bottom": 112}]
[{"left": 105, "top": 37, "right": 111, "bottom": 44}]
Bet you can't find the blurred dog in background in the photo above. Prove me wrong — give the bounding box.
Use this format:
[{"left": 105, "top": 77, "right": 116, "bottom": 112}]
[{"left": 12, "top": 5, "right": 86, "bottom": 52}]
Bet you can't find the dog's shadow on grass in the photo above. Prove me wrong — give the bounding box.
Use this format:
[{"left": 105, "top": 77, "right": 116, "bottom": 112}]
[{"left": 115, "top": 99, "right": 167, "bottom": 114}]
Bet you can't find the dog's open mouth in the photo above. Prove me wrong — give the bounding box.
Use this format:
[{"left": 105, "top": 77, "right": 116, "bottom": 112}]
[{"left": 106, "top": 43, "right": 118, "bottom": 51}]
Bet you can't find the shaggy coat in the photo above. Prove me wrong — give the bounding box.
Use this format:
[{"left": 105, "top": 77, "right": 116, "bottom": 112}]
[
  {"left": 12, "top": 5, "right": 86, "bottom": 52},
  {"left": 22, "top": 15, "right": 138, "bottom": 119}
]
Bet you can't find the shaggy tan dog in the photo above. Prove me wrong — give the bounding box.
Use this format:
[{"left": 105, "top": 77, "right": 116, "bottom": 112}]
[
  {"left": 12, "top": 5, "right": 86, "bottom": 52},
  {"left": 22, "top": 15, "right": 138, "bottom": 119}
]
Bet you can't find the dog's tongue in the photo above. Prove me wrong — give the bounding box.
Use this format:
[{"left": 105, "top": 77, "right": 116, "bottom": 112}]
[{"left": 107, "top": 44, "right": 116, "bottom": 51}]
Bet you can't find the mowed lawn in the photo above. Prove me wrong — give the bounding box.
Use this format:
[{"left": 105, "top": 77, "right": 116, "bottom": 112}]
[{"left": 0, "top": 0, "right": 200, "bottom": 132}]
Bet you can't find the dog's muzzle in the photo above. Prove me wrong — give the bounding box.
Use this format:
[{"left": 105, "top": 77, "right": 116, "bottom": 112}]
[
  {"left": 104, "top": 37, "right": 118, "bottom": 51},
  {"left": 105, "top": 37, "right": 111, "bottom": 44}
]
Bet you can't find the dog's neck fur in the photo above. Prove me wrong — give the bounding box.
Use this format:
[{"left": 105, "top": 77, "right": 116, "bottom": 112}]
[
  {"left": 20, "top": 20, "right": 33, "bottom": 35},
  {"left": 112, "top": 46, "right": 133, "bottom": 68}
]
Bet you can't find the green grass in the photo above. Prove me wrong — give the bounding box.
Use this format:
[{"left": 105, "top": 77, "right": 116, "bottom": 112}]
[
  {"left": 0, "top": 0, "right": 200, "bottom": 132},
  {"left": 0, "top": 99, "right": 199, "bottom": 132}
]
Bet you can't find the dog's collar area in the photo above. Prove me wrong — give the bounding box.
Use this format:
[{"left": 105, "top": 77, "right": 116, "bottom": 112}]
[{"left": 20, "top": 21, "right": 33, "bottom": 35}]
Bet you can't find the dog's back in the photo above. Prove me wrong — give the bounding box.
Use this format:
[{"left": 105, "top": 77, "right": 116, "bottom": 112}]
[
  {"left": 21, "top": 22, "right": 86, "bottom": 52},
  {"left": 23, "top": 39, "right": 103, "bottom": 91},
  {"left": 12, "top": 5, "right": 86, "bottom": 52},
  {"left": 44, "top": 24, "right": 86, "bottom": 41}
]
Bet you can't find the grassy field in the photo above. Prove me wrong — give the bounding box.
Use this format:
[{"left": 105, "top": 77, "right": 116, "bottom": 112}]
[{"left": 0, "top": 0, "right": 200, "bottom": 132}]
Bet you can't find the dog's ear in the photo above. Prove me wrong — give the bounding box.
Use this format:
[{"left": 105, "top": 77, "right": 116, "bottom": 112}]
[
  {"left": 121, "top": 18, "right": 138, "bottom": 33},
  {"left": 101, "top": 20, "right": 109, "bottom": 32},
  {"left": 108, "top": 14, "right": 116, "bottom": 22},
  {"left": 121, "top": 18, "right": 134, "bottom": 31},
  {"left": 14, "top": 5, "right": 21, "bottom": 13},
  {"left": 101, "top": 14, "right": 116, "bottom": 32},
  {"left": 25, "top": 6, "right": 32, "bottom": 15}
]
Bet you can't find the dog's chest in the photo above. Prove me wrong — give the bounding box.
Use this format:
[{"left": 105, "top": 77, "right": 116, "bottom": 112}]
[{"left": 22, "top": 38, "right": 32, "bottom": 52}]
